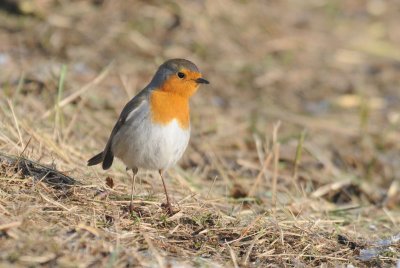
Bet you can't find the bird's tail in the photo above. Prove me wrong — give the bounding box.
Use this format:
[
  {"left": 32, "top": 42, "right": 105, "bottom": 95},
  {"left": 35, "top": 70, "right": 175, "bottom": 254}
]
[
  {"left": 87, "top": 149, "right": 114, "bottom": 170},
  {"left": 87, "top": 152, "right": 104, "bottom": 166}
]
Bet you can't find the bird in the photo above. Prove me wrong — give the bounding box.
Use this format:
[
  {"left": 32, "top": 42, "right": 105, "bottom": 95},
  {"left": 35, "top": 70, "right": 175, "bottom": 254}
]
[{"left": 87, "top": 59, "right": 209, "bottom": 214}]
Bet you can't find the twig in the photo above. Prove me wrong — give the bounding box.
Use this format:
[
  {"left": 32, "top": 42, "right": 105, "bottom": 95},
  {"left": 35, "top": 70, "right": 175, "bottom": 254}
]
[
  {"left": 7, "top": 100, "right": 24, "bottom": 149},
  {"left": 292, "top": 129, "right": 306, "bottom": 180},
  {"left": 272, "top": 121, "right": 281, "bottom": 211},
  {"left": 226, "top": 242, "right": 239, "bottom": 268},
  {"left": 54, "top": 64, "right": 67, "bottom": 140},
  {"left": 39, "top": 191, "right": 72, "bottom": 211},
  {"left": 42, "top": 62, "right": 113, "bottom": 119},
  {"left": 206, "top": 175, "right": 218, "bottom": 199},
  {"left": 0, "top": 221, "right": 22, "bottom": 231},
  {"left": 248, "top": 153, "right": 272, "bottom": 197}
]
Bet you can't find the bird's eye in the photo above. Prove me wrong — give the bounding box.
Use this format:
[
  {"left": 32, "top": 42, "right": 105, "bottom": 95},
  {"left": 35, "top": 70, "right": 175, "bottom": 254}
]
[{"left": 177, "top": 72, "right": 186, "bottom": 79}]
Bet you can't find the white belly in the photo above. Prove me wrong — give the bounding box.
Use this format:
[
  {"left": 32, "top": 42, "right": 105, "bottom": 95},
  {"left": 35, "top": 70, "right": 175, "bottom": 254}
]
[{"left": 112, "top": 118, "right": 190, "bottom": 171}]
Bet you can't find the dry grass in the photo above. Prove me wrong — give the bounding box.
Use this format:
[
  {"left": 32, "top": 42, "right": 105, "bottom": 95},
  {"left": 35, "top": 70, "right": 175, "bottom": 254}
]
[{"left": 0, "top": 0, "right": 399, "bottom": 267}]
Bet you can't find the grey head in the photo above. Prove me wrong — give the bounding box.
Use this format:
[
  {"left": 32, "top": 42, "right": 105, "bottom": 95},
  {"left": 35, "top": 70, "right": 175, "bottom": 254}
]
[{"left": 148, "top": 58, "right": 205, "bottom": 88}]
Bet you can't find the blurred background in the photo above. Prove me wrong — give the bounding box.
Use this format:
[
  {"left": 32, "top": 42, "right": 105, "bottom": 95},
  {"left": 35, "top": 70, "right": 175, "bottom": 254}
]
[
  {"left": 1, "top": 0, "right": 399, "bottom": 202},
  {"left": 0, "top": 0, "right": 399, "bottom": 266}
]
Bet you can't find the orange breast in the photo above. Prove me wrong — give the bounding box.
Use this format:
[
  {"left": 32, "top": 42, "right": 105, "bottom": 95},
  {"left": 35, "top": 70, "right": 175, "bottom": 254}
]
[{"left": 150, "top": 90, "right": 190, "bottom": 129}]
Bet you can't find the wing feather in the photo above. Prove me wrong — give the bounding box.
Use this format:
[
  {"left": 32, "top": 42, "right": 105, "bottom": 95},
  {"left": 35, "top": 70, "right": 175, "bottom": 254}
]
[{"left": 101, "top": 89, "right": 150, "bottom": 170}]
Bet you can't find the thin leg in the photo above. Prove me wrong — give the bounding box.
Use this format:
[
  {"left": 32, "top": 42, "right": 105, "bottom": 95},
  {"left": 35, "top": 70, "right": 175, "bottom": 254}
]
[
  {"left": 130, "top": 167, "right": 138, "bottom": 210},
  {"left": 159, "top": 170, "right": 172, "bottom": 213}
]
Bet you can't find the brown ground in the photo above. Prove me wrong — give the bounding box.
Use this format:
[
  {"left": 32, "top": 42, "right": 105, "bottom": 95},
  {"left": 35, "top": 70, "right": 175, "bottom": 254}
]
[{"left": 0, "top": 0, "right": 399, "bottom": 267}]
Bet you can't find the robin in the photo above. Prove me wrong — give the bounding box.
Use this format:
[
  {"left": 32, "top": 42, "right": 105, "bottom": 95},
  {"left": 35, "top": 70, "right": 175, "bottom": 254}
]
[{"left": 87, "top": 59, "right": 209, "bottom": 214}]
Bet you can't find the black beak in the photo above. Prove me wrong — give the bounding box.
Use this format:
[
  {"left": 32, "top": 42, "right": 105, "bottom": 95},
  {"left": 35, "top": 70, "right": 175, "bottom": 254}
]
[{"left": 195, "top": 77, "right": 210, "bottom": 84}]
